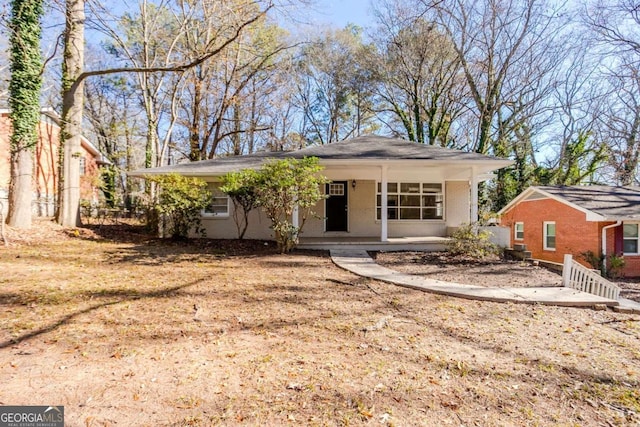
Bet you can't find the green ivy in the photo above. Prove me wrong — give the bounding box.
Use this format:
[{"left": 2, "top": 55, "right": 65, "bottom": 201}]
[{"left": 8, "top": 0, "right": 44, "bottom": 153}]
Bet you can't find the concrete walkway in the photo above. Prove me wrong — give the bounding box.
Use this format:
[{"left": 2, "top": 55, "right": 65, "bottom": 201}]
[{"left": 330, "top": 249, "right": 640, "bottom": 313}]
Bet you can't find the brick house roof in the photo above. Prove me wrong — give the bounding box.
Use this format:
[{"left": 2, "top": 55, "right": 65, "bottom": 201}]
[{"left": 501, "top": 185, "right": 640, "bottom": 221}]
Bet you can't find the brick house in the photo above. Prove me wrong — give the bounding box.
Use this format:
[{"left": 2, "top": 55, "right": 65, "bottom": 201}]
[
  {"left": 498, "top": 185, "right": 640, "bottom": 277},
  {"left": 1, "top": 108, "right": 110, "bottom": 216}
]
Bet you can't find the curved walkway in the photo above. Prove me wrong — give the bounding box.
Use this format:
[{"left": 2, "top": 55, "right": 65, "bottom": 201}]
[{"left": 330, "top": 249, "right": 640, "bottom": 313}]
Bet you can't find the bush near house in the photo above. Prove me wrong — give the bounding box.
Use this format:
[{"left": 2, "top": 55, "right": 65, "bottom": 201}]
[
  {"left": 447, "top": 222, "right": 499, "bottom": 259},
  {"left": 145, "top": 173, "right": 211, "bottom": 239},
  {"left": 222, "top": 157, "right": 328, "bottom": 253}
]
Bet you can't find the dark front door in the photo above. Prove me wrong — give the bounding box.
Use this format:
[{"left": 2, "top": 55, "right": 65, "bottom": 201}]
[{"left": 326, "top": 181, "right": 348, "bottom": 232}]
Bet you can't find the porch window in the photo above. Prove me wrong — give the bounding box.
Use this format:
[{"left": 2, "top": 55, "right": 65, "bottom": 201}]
[
  {"left": 543, "top": 221, "right": 556, "bottom": 251},
  {"left": 376, "top": 182, "right": 443, "bottom": 220},
  {"left": 515, "top": 222, "right": 524, "bottom": 240},
  {"left": 623, "top": 223, "right": 640, "bottom": 254},
  {"left": 202, "top": 182, "right": 229, "bottom": 217}
]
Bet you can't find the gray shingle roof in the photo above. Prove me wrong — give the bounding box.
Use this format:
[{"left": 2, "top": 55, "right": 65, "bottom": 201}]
[
  {"left": 129, "top": 135, "right": 512, "bottom": 177},
  {"left": 536, "top": 185, "right": 640, "bottom": 220}
]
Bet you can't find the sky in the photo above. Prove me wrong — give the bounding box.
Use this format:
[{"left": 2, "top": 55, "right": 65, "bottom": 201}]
[{"left": 306, "top": 0, "right": 375, "bottom": 29}]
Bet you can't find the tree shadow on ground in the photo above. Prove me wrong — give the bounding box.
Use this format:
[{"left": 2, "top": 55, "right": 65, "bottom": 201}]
[{"left": 0, "top": 277, "right": 207, "bottom": 349}]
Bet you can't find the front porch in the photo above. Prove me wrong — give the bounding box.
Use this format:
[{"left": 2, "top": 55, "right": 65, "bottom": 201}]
[{"left": 297, "top": 236, "right": 451, "bottom": 251}]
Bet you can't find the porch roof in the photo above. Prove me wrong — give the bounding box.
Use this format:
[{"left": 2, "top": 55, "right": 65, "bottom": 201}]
[{"left": 129, "top": 135, "right": 513, "bottom": 177}]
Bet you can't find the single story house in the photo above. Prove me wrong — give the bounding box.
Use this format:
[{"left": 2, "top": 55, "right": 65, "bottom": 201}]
[
  {"left": 0, "top": 108, "right": 110, "bottom": 216},
  {"left": 498, "top": 185, "right": 640, "bottom": 277},
  {"left": 130, "top": 135, "right": 513, "bottom": 244}
]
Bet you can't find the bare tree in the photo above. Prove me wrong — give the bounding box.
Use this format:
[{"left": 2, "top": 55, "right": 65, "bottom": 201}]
[
  {"left": 56, "top": 0, "right": 273, "bottom": 226},
  {"left": 292, "top": 25, "right": 378, "bottom": 144},
  {"left": 596, "top": 61, "right": 640, "bottom": 185},
  {"left": 174, "top": 4, "right": 292, "bottom": 160},
  {"left": 421, "top": 0, "right": 567, "bottom": 156},
  {"left": 584, "top": 0, "right": 640, "bottom": 55},
  {"left": 583, "top": 0, "right": 640, "bottom": 185},
  {"left": 371, "top": 2, "right": 467, "bottom": 145},
  {"left": 84, "top": 70, "right": 146, "bottom": 207}
]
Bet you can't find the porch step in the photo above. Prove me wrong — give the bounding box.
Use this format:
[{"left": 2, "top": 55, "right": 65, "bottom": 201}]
[{"left": 297, "top": 237, "right": 450, "bottom": 252}]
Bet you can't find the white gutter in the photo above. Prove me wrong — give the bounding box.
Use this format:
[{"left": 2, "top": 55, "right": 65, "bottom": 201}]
[{"left": 602, "top": 220, "right": 622, "bottom": 275}]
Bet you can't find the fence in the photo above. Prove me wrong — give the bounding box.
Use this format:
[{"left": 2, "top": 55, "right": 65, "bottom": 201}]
[{"left": 562, "top": 254, "right": 620, "bottom": 300}]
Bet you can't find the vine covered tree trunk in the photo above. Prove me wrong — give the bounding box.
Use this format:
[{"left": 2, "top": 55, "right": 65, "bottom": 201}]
[{"left": 7, "top": 0, "right": 44, "bottom": 228}]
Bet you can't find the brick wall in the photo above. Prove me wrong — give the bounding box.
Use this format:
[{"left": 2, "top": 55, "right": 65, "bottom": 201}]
[
  {"left": 501, "top": 196, "right": 640, "bottom": 277},
  {"left": 500, "top": 197, "right": 602, "bottom": 267},
  {"left": 1, "top": 111, "right": 103, "bottom": 216}
]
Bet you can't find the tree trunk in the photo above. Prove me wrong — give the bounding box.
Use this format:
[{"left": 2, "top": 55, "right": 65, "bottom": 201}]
[
  {"left": 57, "top": 0, "right": 85, "bottom": 227},
  {"left": 7, "top": 148, "right": 34, "bottom": 228},
  {"left": 7, "top": 0, "right": 44, "bottom": 228}
]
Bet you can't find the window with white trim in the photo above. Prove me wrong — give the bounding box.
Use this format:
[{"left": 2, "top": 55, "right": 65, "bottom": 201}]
[
  {"left": 202, "top": 182, "right": 229, "bottom": 217},
  {"left": 376, "top": 182, "right": 443, "bottom": 220},
  {"left": 623, "top": 223, "right": 639, "bottom": 254},
  {"left": 514, "top": 222, "right": 524, "bottom": 240},
  {"left": 543, "top": 221, "right": 556, "bottom": 250}
]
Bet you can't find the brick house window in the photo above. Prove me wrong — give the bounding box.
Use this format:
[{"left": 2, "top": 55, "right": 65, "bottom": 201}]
[
  {"left": 543, "top": 221, "right": 556, "bottom": 251},
  {"left": 623, "top": 223, "right": 640, "bottom": 254},
  {"left": 514, "top": 222, "right": 524, "bottom": 240}
]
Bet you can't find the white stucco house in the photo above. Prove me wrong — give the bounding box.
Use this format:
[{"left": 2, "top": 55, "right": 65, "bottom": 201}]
[{"left": 129, "top": 135, "right": 513, "bottom": 248}]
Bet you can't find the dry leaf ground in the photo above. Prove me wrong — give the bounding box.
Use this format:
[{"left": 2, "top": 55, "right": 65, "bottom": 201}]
[{"left": 0, "top": 220, "right": 639, "bottom": 426}]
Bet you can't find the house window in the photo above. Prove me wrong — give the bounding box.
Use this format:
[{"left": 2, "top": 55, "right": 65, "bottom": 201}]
[
  {"left": 376, "top": 182, "right": 443, "bottom": 220},
  {"left": 79, "top": 157, "right": 86, "bottom": 176},
  {"left": 202, "top": 183, "right": 229, "bottom": 217},
  {"left": 543, "top": 221, "right": 556, "bottom": 250},
  {"left": 623, "top": 223, "right": 639, "bottom": 254},
  {"left": 514, "top": 222, "right": 524, "bottom": 240},
  {"left": 328, "top": 183, "right": 345, "bottom": 196}
]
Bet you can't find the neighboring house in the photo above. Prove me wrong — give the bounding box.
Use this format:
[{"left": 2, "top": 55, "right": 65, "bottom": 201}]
[
  {"left": 499, "top": 185, "right": 640, "bottom": 277},
  {"left": 0, "top": 108, "right": 110, "bottom": 217},
  {"left": 130, "top": 135, "right": 513, "bottom": 242}
]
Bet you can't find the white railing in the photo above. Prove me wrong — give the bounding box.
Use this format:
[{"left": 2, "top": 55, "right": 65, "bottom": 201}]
[{"left": 562, "top": 254, "right": 620, "bottom": 300}]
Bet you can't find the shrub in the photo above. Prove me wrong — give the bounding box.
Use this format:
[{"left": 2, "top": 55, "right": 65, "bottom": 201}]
[
  {"left": 579, "top": 250, "right": 626, "bottom": 279},
  {"left": 220, "top": 169, "right": 260, "bottom": 240},
  {"left": 607, "top": 253, "right": 626, "bottom": 279},
  {"left": 579, "top": 250, "right": 603, "bottom": 271},
  {"left": 447, "top": 222, "right": 498, "bottom": 259},
  {"left": 145, "top": 174, "right": 211, "bottom": 239},
  {"left": 253, "top": 157, "right": 328, "bottom": 253}
]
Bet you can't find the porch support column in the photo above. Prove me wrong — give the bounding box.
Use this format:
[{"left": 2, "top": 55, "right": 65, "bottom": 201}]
[
  {"left": 470, "top": 166, "right": 478, "bottom": 223},
  {"left": 292, "top": 192, "right": 299, "bottom": 229},
  {"left": 381, "top": 164, "right": 388, "bottom": 242},
  {"left": 292, "top": 204, "right": 299, "bottom": 228}
]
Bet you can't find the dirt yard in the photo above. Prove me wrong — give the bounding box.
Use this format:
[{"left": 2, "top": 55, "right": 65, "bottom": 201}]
[{"left": 0, "top": 220, "right": 639, "bottom": 426}]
